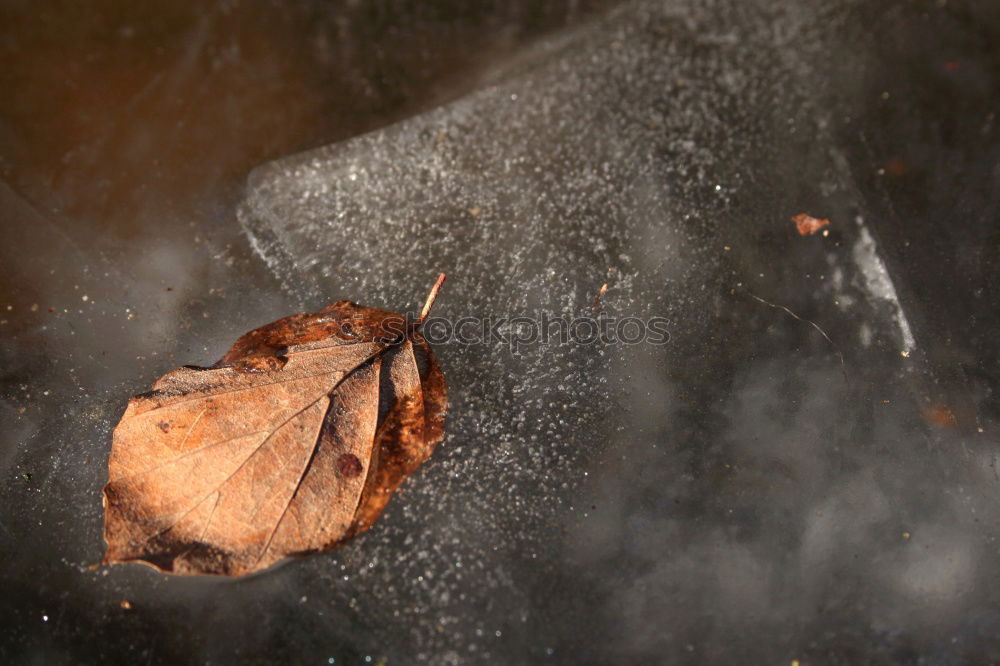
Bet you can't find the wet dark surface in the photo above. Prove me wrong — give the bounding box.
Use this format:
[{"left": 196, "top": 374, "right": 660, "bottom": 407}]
[{"left": 2, "top": 0, "right": 999, "bottom": 664}]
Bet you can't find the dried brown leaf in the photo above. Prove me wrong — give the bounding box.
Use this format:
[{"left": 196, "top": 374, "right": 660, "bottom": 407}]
[{"left": 102, "top": 276, "right": 448, "bottom": 576}]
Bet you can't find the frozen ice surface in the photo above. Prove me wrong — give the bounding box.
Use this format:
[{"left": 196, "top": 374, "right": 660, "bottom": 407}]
[
  {"left": 3, "top": 0, "right": 998, "bottom": 663},
  {"left": 237, "top": 0, "right": 1000, "bottom": 663}
]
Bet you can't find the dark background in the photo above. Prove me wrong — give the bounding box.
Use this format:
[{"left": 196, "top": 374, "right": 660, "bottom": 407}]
[{"left": 2, "top": 0, "right": 999, "bottom": 664}]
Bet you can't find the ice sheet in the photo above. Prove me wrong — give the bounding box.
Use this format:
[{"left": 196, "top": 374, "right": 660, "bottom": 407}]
[
  {"left": 3, "top": 0, "right": 998, "bottom": 663},
  {"left": 236, "top": 0, "right": 1000, "bottom": 662}
]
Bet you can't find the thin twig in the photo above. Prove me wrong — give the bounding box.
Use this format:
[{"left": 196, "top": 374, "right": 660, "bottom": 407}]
[{"left": 747, "top": 292, "right": 848, "bottom": 383}]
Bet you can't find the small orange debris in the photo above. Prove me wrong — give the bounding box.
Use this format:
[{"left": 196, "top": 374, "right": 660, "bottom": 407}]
[
  {"left": 593, "top": 283, "right": 609, "bottom": 313},
  {"left": 791, "top": 213, "right": 830, "bottom": 236},
  {"left": 884, "top": 157, "right": 908, "bottom": 177},
  {"left": 922, "top": 404, "right": 957, "bottom": 428}
]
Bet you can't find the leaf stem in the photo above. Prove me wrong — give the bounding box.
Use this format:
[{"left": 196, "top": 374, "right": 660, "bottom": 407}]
[{"left": 417, "top": 273, "right": 446, "bottom": 325}]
